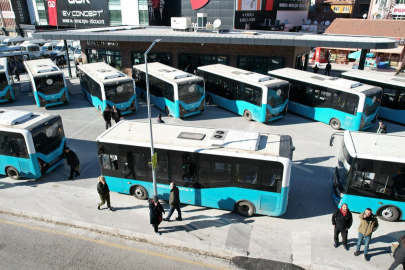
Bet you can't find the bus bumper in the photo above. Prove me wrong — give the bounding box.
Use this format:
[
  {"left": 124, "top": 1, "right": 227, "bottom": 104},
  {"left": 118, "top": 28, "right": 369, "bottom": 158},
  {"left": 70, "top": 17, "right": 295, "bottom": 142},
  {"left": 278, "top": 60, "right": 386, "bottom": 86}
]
[
  {"left": 38, "top": 90, "right": 69, "bottom": 107},
  {"left": 266, "top": 106, "right": 287, "bottom": 122},
  {"left": 179, "top": 101, "right": 204, "bottom": 118}
]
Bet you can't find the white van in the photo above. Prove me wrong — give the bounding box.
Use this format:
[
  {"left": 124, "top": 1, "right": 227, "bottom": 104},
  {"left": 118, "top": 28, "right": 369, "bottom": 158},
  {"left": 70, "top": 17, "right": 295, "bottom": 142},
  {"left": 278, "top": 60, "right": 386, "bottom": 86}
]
[
  {"left": 40, "top": 41, "right": 59, "bottom": 57},
  {"left": 50, "top": 41, "right": 74, "bottom": 58},
  {"left": 21, "top": 39, "right": 47, "bottom": 47},
  {"left": 20, "top": 44, "right": 41, "bottom": 58},
  {"left": 0, "top": 37, "right": 26, "bottom": 47}
]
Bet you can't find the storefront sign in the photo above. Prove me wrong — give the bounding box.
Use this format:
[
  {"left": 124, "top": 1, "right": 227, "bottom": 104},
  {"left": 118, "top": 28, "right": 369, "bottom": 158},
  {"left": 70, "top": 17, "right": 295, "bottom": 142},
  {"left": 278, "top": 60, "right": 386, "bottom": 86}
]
[
  {"left": 392, "top": 4, "right": 405, "bottom": 15},
  {"left": 234, "top": 10, "right": 277, "bottom": 30},
  {"left": 45, "top": 0, "right": 110, "bottom": 27},
  {"left": 274, "top": 0, "right": 309, "bottom": 11},
  {"left": 1, "top": 11, "right": 15, "bottom": 19},
  {"left": 10, "top": 0, "right": 31, "bottom": 24},
  {"left": 87, "top": 41, "right": 119, "bottom": 47},
  {"left": 301, "top": 25, "right": 317, "bottom": 32}
]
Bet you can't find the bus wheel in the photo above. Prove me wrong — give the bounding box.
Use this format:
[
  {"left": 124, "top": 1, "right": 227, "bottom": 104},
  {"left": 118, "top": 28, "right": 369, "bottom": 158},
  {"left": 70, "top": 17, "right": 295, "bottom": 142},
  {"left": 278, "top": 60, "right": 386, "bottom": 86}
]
[
  {"left": 6, "top": 167, "right": 20, "bottom": 180},
  {"left": 378, "top": 206, "right": 400, "bottom": 222},
  {"left": 243, "top": 110, "right": 252, "bottom": 121},
  {"left": 206, "top": 95, "right": 213, "bottom": 105},
  {"left": 133, "top": 185, "right": 148, "bottom": 200},
  {"left": 165, "top": 107, "right": 171, "bottom": 117},
  {"left": 330, "top": 118, "right": 341, "bottom": 130},
  {"left": 235, "top": 201, "right": 255, "bottom": 217}
]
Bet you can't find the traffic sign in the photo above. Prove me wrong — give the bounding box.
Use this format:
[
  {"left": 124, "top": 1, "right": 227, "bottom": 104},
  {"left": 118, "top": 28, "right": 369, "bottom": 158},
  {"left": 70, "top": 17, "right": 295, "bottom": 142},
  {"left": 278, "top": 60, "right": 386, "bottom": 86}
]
[{"left": 152, "top": 153, "right": 158, "bottom": 170}]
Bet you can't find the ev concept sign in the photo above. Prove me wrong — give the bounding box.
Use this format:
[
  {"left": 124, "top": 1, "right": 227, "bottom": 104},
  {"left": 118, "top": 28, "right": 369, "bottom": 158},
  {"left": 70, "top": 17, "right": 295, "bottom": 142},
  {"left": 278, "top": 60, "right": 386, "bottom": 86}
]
[{"left": 46, "top": 0, "right": 110, "bottom": 27}]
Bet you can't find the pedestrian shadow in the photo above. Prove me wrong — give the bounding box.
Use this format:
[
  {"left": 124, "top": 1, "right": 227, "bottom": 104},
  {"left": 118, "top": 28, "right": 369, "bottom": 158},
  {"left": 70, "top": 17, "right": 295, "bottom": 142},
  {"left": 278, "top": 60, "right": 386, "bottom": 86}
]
[
  {"left": 112, "top": 205, "right": 147, "bottom": 211},
  {"left": 368, "top": 246, "right": 391, "bottom": 258}
]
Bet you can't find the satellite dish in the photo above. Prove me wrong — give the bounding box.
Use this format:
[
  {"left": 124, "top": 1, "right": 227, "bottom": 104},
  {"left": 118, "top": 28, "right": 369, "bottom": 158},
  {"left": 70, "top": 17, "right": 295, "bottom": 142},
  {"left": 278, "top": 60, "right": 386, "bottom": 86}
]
[
  {"left": 325, "top": 21, "right": 330, "bottom": 26},
  {"left": 306, "top": 19, "right": 311, "bottom": 24},
  {"left": 320, "top": 21, "right": 325, "bottom": 25},
  {"left": 314, "top": 20, "right": 318, "bottom": 25},
  {"left": 213, "top": 19, "right": 221, "bottom": 29}
]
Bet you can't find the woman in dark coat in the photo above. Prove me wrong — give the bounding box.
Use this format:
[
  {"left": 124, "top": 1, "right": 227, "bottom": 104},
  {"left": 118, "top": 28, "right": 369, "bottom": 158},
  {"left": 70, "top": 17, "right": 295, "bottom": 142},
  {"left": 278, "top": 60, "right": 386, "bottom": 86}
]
[
  {"left": 389, "top": 235, "right": 405, "bottom": 270},
  {"left": 149, "top": 195, "right": 165, "bottom": 235}
]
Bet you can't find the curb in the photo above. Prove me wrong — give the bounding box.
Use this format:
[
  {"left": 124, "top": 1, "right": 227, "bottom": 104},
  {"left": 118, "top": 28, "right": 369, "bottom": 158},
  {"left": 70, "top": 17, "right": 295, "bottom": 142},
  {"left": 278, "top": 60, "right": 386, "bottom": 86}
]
[{"left": 0, "top": 207, "right": 247, "bottom": 260}]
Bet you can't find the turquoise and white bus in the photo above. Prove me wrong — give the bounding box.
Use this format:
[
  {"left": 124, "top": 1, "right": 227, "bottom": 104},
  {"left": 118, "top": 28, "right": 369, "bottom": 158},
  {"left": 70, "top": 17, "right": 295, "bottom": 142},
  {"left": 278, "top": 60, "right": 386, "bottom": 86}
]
[
  {"left": 96, "top": 121, "right": 294, "bottom": 217},
  {"left": 0, "top": 57, "right": 14, "bottom": 103},
  {"left": 78, "top": 62, "right": 137, "bottom": 114},
  {"left": 331, "top": 131, "right": 405, "bottom": 222},
  {"left": 198, "top": 64, "right": 290, "bottom": 122},
  {"left": 133, "top": 62, "right": 204, "bottom": 118},
  {"left": 0, "top": 110, "right": 66, "bottom": 179},
  {"left": 341, "top": 70, "right": 405, "bottom": 125},
  {"left": 268, "top": 68, "right": 382, "bottom": 130},
  {"left": 24, "top": 59, "right": 69, "bottom": 108}
]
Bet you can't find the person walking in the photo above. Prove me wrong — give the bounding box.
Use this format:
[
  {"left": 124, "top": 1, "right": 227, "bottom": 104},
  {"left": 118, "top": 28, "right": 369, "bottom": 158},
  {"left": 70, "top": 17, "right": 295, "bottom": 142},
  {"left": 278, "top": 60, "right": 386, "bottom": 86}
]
[
  {"left": 313, "top": 64, "right": 319, "bottom": 73},
  {"left": 13, "top": 67, "right": 20, "bottom": 82},
  {"left": 354, "top": 208, "right": 379, "bottom": 261},
  {"left": 64, "top": 147, "right": 80, "bottom": 180},
  {"left": 149, "top": 195, "right": 165, "bottom": 235},
  {"left": 157, "top": 114, "right": 165, "bottom": 123},
  {"left": 325, "top": 61, "right": 332, "bottom": 76},
  {"left": 97, "top": 176, "right": 113, "bottom": 211},
  {"left": 377, "top": 120, "right": 387, "bottom": 134},
  {"left": 332, "top": 203, "right": 353, "bottom": 250},
  {"left": 389, "top": 235, "right": 405, "bottom": 270},
  {"left": 103, "top": 106, "right": 112, "bottom": 130},
  {"left": 163, "top": 182, "right": 182, "bottom": 221},
  {"left": 112, "top": 105, "right": 122, "bottom": 123}
]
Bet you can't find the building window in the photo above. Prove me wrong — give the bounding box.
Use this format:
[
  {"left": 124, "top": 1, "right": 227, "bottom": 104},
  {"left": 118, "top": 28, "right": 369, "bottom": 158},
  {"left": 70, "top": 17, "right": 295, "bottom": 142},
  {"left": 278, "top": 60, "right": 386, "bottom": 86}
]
[
  {"left": 237, "top": 56, "right": 284, "bottom": 75},
  {"left": 397, "top": 0, "right": 405, "bottom": 3},
  {"left": 323, "top": 6, "right": 331, "bottom": 12},
  {"left": 343, "top": 7, "right": 350, "bottom": 12},
  {"left": 86, "top": 49, "right": 122, "bottom": 70},
  {"left": 179, "top": 54, "right": 229, "bottom": 72},
  {"left": 138, "top": 0, "right": 149, "bottom": 26},
  {"left": 333, "top": 7, "right": 340, "bottom": 12},
  {"left": 109, "top": 10, "right": 122, "bottom": 26},
  {"left": 132, "top": 52, "right": 171, "bottom": 66}
]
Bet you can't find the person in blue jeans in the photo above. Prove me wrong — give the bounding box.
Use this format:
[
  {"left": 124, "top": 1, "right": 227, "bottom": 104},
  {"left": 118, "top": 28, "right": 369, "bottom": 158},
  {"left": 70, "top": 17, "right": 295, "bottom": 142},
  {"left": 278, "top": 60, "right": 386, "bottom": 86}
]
[
  {"left": 354, "top": 208, "right": 379, "bottom": 261},
  {"left": 163, "top": 182, "right": 182, "bottom": 221}
]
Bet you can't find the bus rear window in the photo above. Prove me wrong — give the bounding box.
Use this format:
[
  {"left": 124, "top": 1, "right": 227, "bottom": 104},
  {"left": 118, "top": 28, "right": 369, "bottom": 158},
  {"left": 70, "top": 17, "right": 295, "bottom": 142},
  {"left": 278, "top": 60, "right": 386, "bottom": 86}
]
[{"left": 31, "top": 118, "right": 64, "bottom": 155}]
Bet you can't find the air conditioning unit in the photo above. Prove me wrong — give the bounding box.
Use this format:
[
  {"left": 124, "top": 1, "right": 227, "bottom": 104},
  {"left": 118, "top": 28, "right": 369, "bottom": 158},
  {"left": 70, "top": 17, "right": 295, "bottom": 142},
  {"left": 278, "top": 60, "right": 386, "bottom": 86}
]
[
  {"left": 171, "top": 17, "right": 191, "bottom": 31},
  {"left": 197, "top": 13, "right": 207, "bottom": 28},
  {"left": 208, "top": 129, "right": 260, "bottom": 151}
]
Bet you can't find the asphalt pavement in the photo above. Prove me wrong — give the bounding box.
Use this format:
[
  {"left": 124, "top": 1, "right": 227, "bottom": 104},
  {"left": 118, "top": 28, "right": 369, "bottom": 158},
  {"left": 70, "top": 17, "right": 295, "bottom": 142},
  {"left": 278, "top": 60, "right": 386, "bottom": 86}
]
[{"left": 0, "top": 66, "right": 404, "bottom": 270}]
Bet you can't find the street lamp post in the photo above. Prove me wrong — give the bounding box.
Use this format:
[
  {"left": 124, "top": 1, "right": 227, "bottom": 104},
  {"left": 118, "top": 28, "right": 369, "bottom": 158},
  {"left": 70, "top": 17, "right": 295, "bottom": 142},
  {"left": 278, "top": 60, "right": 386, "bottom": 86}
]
[{"left": 145, "top": 39, "right": 161, "bottom": 196}]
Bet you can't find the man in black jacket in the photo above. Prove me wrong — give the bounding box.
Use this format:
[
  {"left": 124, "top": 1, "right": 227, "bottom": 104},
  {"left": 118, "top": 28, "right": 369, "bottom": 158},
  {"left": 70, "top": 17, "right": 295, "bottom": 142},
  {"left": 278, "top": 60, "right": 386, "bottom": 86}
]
[
  {"left": 163, "top": 182, "right": 182, "bottom": 221},
  {"left": 97, "top": 176, "right": 113, "bottom": 211},
  {"left": 64, "top": 147, "right": 80, "bottom": 180},
  {"left": 332, "top": 203, "right": 353, "bottom": 250},
  {"left": 103, "top": 106, "right": 112, "bottom": 130}
]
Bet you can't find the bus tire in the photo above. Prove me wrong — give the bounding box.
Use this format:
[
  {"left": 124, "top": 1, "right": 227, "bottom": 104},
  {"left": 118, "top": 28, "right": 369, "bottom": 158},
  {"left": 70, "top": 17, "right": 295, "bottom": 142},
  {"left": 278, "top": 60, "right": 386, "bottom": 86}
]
[
  {"left": 132, "top": 185, "right": 149, "bottom": 200},
  {"left": 165, "top": 107, "right": 171, "bottom": 117},
  {"left": 206, "top": 95, "right": 213, "bottom": 105},
  {"left": 235, "top": 201, "right": 255, "bottom": 217},
  {"left": 243, "top": 110, "right": 252, "bottom": 121},
  {"left": 6, "top": 166, "right": 20, "bottom": 180},
  {"left": 330, "top": 118, "right": 341, "bottom": 130},
  {"left": 378, "top": 206, "right": 400, "bottom": 222}
]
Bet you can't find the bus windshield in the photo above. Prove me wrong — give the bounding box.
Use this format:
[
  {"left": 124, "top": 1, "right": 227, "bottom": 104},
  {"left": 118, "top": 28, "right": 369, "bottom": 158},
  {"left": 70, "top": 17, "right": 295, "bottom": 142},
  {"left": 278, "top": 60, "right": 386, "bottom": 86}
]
[
  {"left": 268, "top": 84, "right": 289, "bottom": 107},
  {"left": 34, "top": 74, "right": 65, "bottom": 95},
  {"left": 105, "top": 80, "right": 134, "bottom": 102},
  {"left": 336, "top": 142, "right": 352, "bottom": 193},
  {"left": 178, "top": 81, "right": 204, "bottom": 104},
  {"left": 31, "top": 118, "right": 64, "bottom": 155}
]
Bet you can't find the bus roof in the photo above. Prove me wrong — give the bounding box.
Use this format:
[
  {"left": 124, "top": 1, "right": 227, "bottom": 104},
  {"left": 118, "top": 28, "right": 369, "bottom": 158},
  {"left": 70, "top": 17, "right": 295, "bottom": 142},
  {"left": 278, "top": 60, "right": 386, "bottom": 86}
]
[
  {"left": 97, "top": 121, "right": 292, "bottom": 160},
  {"left": 198, "top": 64, "right": 289, "bottom": 87},
  {"left": 345, "top": 131, "right": 405, "bottom": 163},
  {"left": 24, "top": 59, "right": 62, "bottom": 77},
  {"left": 268, "top": 68, "right": 381, "bottom": 95},
  {"left": 342, "top": 70, "right": 405, "bottom": 88},
  {"left": 0, "top": 109, "right": 59, "bottom": 130},
  {"left": 133, "top": 62, "right": 203, "bottom": 84},
  {"left": 78, "top": 62, "right": 132, "bottom": 84}
]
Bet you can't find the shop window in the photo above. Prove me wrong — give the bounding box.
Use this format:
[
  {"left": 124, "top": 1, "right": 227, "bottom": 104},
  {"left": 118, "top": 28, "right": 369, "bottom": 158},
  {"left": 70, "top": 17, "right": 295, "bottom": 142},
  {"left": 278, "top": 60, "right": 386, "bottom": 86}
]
[
  {"left": 179, "top": 54, "right": 229, "bottom": 73},
  {"left": 132, "top": 52, "right": 171, "bottom": 66},
  {"left": 343, "top": 7, "right": 350, "bottom": 12},
  {"left": 86, "top": 49, "right": 122, "bottom": 70},
  {"left": 238, "top": 56, "right": 284, "bottom": 74},
  {"left": 323, "top": 6, "right": 330, "bottom": 12},
  {"left": 333, "top": 7, "right": 340, "bottom": 12}
]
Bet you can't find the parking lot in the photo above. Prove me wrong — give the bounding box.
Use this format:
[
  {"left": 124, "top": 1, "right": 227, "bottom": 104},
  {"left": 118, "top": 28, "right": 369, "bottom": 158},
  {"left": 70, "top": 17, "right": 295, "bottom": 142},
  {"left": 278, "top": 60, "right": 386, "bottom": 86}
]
[{"left": 1, "top": 67, "right": 405, "bottom": 269}]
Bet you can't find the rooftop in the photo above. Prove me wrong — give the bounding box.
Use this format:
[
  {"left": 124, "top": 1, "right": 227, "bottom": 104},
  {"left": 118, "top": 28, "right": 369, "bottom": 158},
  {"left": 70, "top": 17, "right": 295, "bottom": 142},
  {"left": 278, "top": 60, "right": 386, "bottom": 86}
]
[
  {"left": 32, "top": 26, "right": 399, "bottom": 49},
  {"left": 325, "top": 19, "right": 405, "bottom": 38}
]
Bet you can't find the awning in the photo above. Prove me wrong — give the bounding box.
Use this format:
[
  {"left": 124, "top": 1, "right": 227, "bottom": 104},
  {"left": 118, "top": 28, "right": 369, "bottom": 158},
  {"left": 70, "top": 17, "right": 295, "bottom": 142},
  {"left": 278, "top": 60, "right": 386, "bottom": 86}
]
[
  {"left": 348, "top": 51, "right": 375, "bottom": 59},
  {"left": 371, "top": 46, "right": 404, "bottom": 54},
  {"left": 320, "top": 47, "right": 359, "bottom": 51}
]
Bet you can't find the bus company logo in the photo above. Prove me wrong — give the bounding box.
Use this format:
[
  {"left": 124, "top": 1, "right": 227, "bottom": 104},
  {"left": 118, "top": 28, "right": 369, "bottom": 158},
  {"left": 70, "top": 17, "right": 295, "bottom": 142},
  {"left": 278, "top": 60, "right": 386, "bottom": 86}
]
[
  {"left": 48, "top": 1, "right": 56, "bottom": 7},
  {"left": 190, "top": 0, "right": 210, "bottom": 10},
  {"left": 68, "top": 0, "right": 90, "bottom": 3}
]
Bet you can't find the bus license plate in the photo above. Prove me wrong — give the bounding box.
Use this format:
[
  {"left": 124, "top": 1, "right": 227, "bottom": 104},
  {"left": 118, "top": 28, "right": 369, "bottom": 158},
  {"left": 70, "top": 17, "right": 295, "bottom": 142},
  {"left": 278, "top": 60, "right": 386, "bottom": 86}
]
[
  {"left": 49, "top": 99, "right": 58, "bottom": 103},
  {"left": 188, "top": 108, "right": 197, "bottom": 112},
  {"left": 120, "top": 107, "right": 127, "bottom": 111}
]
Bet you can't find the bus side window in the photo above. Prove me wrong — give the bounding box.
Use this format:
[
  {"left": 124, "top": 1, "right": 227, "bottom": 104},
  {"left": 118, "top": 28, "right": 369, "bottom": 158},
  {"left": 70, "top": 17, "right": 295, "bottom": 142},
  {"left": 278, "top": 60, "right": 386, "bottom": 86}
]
[
  {"left": 381, "top": 88, "right": 397, "bottom": 109},
  {"left": 332, "top": 91, "right": 347, "bottom": 111},
  {"left": 261, "top": 162, "right": 284, "bottom": 193},
  {"left": 169, "top": 151, "right": 195, "bottom": 183},
  {"left": 0, "top": 131, "right": 11, "bottom": 156},
  {"left": 9, "top": 133, "right": 28, "bottom": 159},
  {"left": 398, "top": 90, "right": 405, "bottom": 110},
  {"left": 164, "top": 83, "right": 174, "bottom": 102},
  {"left": 101, "top": 154, "right": 118, "bottom": 170},
  {"left": 236, "top": 163, "right": 258, "bottom": 185},
  {"left": 374, "top": 162, "right": 405, "bottom": 199},
  {"left": 344, "top": 94, "right": 359, "bottom": 115},
  {"left": 349, "top": 159, "right": 380, "bottom": 197}
]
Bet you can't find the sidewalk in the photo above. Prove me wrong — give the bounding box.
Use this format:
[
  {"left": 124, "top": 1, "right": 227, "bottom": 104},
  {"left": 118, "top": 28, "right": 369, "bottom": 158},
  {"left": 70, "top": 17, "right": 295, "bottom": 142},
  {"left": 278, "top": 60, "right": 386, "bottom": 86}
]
[{"left": 0, "top": 177, "right": 399, "bottom": 270}]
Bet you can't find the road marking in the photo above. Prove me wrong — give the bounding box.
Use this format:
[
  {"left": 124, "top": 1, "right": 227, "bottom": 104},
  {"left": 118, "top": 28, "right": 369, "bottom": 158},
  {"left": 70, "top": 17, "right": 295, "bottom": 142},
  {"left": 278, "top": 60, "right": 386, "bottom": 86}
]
[
  {"left": 292, "top": 232, "right": 311, "bottom": 269},
  {"left": 0, "top": 218, "right": 229, "bottom": 270},
  {"left": 292, "top": 164, "right": 314, "bottom": 173}
]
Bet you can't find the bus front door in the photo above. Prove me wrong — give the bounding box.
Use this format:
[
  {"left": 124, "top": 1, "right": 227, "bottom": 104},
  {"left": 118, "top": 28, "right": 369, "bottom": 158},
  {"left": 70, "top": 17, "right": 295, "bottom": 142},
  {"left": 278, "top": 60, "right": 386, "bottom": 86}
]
[{"left": 18, "top": 158, "right": 33, "bottom": 178}]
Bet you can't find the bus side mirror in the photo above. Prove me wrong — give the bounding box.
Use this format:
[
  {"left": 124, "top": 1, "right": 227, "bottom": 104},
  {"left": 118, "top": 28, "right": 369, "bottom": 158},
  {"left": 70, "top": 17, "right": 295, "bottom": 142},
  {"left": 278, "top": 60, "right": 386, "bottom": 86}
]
[
  {"left": 330, "top": 135, "right": 335, "bottom": 147},
  {"left": 98, "top": 146, "right": 105, "bottom": 154}
]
